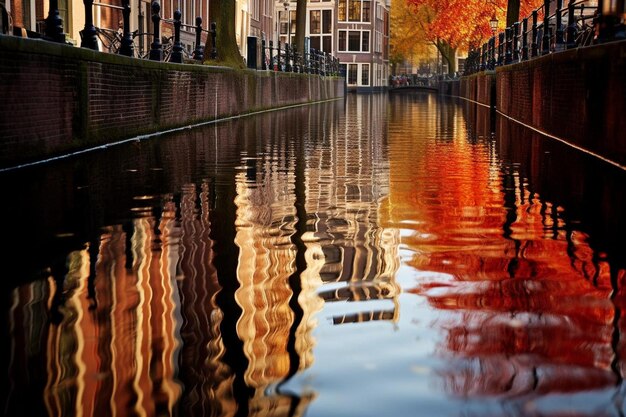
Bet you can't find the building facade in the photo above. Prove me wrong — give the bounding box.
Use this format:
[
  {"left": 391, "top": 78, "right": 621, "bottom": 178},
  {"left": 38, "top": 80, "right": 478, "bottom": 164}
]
[
  {"left": 2, "top": 0, "right": 391, "bottom": 90},
  {"left": 270, "top": 0, "right": 390, "bottom": 91},
  {"left": 334, "top": 0, "right": 389, "bottom": 90}
]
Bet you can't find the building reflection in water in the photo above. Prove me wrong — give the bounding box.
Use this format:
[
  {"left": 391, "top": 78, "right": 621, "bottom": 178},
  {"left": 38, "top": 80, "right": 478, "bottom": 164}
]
[
  {"left": 8, "top": 93, "right": 624, "bottom": 416},
  {"left": 389, "top": 95, "right": 625, "bottom": 406},
  {"left": 5, "top": 95, "right": 400, "bottom": 417}
]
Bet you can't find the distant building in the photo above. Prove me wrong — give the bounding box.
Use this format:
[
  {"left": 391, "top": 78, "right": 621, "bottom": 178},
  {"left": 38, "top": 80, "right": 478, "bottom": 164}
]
[
  {"left": 269, "top": 0, "right": 390, "bottom": 91},
  {"left": 335, "top": 0, "right": 390, "bottom": 91}
]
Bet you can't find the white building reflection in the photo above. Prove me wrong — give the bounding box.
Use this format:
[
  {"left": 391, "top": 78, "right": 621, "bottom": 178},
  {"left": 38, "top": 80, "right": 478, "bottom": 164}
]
[{"left": 5, "top": 95, "right": 400, "bottom": 417}]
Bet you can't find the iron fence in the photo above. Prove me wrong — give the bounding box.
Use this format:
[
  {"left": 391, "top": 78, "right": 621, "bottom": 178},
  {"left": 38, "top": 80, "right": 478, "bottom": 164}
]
[
  {"left": 253, "top": 39, "right": 340, "bottom": 76},
  {"left": 9, "top": 0, "right": 342, "bottom": 72},
  {"left": 464, "top": 0, "right": 624, "bottom": 75}
]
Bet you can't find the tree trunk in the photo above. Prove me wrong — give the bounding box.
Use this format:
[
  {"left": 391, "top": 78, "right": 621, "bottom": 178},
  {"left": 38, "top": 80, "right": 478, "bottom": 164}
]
[
  {"left": 435, "top": 39, "right": 457, "bottom": 75},
  {"left": 295, "top": 0, "right": 307, "bottom": 57},
  {"left": 506, "top": 0, "right": 521, "bottom": 27},
  {"left": 208, "top": 0, "right": 244, "bottom": 67}
]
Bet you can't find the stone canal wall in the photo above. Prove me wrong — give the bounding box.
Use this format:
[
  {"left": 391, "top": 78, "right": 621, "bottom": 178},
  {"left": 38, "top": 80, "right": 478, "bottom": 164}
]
[
  {"left": 454, "top": 40, "right": 626, "bottom": 167},
  {"left": 0, "top": 35, "right": 345, "bottom": 168}
]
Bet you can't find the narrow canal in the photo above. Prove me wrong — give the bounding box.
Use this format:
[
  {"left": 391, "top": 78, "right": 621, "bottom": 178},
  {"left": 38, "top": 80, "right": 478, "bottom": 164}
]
[{"left": 2, "top": 93, "right": 626, "bottom": 417}]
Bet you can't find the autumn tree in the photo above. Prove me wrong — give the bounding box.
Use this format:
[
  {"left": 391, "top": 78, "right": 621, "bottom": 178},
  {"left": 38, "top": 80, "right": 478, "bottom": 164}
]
[
  {"left": 390, "top": 0, "right": 433, "bottom": 69},
  {"left": 404, "top": 0, "right": 542, "bottom": 74},
  {"left": 208, "top": 1, "right": 244, "bottom": 67}
]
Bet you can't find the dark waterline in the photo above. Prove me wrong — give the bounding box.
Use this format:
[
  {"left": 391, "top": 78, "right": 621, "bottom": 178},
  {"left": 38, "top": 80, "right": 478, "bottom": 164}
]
[{"left": 2, "top": 93, "right": 626, "bottom": 417}]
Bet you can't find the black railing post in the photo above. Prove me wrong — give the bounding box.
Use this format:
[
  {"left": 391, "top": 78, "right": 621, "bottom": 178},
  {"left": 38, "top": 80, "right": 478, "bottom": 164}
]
[
  {"left": 310, "top": 48, "right": 315, "bottom": 73},
  {"left": 566, "top": 0, "right": 577, "bottom": 48},
  {"left": 138, "top": 9, "right": 144, "bottom": 55},
  {"left": 318, "top": 50, "right": 322, "bottom": 75},
  {"left": 149, "top": 1, "right": 162, "bottom": 61},
  {"left": 193, "top": 17, "right": 204, "bottom": 60},
  {"left": 513, "top": 22, "right": 520, "bottom": 61},
  {"left": 292, "top": 46, "right": 298, "bottom": 72},
  {"left": 210, "top": 22, "right": 217, "bottom": 59},
  {"left": 555, "top": 0, "right": 564, "bottom": 47},
  {"left": 498, "top": 32, "right": 504, "bottom": 66},
  {"left": 170, "top": 10, "right": 183, "bottom": 63},
  {"left": 261, "top": 39, "right": 267, "bottom": 70},
  {"left": 531, "top": 9, "right": 539, "bottom": 57},
  {"left": 285, "top": 43, "right": 292, "bottom": 72},
  {"left": 505, "top": 27, "right": 513, "bottom": 64},
  {"left": 521, "top": 18, "right": 529, "bottom": 60},
  {"left": 81, "top": 0, "right": 98, "bottom": 50},
  {"left": 119, "top": 0, "right": 134, "bottom": 56},
  {"left": 44, "top": 0, "right": 65, "bottom": 42},
  {"left": 277, "top": 40, "right": 282, "bottom": 71},
  {"left": 542, "top": 0, "right": 551, "bottom": 54},
  {"left": 594, "top": 0, "right": 626, "bottom": 43}
]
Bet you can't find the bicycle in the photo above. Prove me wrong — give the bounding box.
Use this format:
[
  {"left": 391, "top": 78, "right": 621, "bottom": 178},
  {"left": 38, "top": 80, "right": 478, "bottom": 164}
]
[
  {"left": 94, "top": 26, "right": 122, "bottom": 54},
  {"left": 160, "top": 35, "right": 193, "bottom": 62}
]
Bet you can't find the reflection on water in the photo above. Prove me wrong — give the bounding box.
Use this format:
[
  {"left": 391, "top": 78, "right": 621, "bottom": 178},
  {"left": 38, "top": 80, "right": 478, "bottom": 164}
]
[{"left": 2, "top": 93, "right": 626, "bottom": 417}]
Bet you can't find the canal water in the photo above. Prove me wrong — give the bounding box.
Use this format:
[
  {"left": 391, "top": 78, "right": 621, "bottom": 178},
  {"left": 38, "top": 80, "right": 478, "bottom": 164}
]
[{"left": 2, "top": 93, "right": 626, "bottom": 417}]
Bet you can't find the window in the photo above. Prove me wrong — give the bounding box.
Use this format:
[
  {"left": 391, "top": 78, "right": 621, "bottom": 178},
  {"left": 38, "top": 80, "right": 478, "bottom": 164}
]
[
  {"left": 338, "top": 30, "right": 370, "bottom": 52},
  {"left": 362, "top": 31, "right": 369, "bottom": 51},
  {"left": 345, "top": 64, "right": 370, "bottom": 87},
  {"left": 348, "top": 31, "right": 360, "bottom": 51},
  {"left": 361, "top": 64, "right": 370, "bottom": 86},
  {"left": 309, "top": 9, "right": 333, "bottom": 52},
  {"left": 338, "top": 31, "right": 346, "bottom": 51},
  {"left": 279, "top": 10, "right": 296, "bottom": 43},
  {"left": 349, "top": 0, "right": 360, "bottom": 21},
  {"left": 310, "top": 10, "right": 320, "bottom": 34},
  {"left": 311, "top": 36, "right": 320, "bottom": 50},
  {"left": 363, "top": 0, "right": 370, "bottom": 22},
  {"left": 57, "top": 0, "right": 68, "bottom": 32},
  {"left": 341, "top": 0, "right": 370, "bottom": 22},
  {"left": 338, "top": 0, "right": 346, "bottom": 21},
  {"left": 323, "top": 36, "right": 332, "bottom": 52},
  {"left": 348, "top": 64, "right": 358, "bottom": 85},
  {"left": 322, "top": 10, "right": 332, "bottom": 33}
]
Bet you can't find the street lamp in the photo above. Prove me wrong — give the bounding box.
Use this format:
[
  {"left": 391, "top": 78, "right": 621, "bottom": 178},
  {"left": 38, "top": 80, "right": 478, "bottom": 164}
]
[
  {"left": 489, "top": 13, "right": 498, "bottom": 70},
  {"left": 490, "top": 14, "right": 498, "bottom": 35}
]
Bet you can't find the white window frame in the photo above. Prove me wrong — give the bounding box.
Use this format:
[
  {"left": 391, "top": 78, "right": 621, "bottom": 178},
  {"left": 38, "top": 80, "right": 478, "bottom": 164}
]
[
  {"left": 338, "top": 0, "right": 372, "bottom": 23},
  {"left": 308, "top": 8, "right": 333, "bottom": 53},
  {"left": 346, "top": 63, "right": 370, "bottom": 87},
  {"left": 338, "top": 29, "right": 370, "bottom": 53}
]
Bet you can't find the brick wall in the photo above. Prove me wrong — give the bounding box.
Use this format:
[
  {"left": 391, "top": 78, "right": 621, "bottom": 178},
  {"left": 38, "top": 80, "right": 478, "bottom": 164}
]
[
  {"left": 454, "top": 41, "right": 626, "bottom": 167},
  {"left": 0, "top": 35, "right": 345, "bottom": 168},
  {"left": 496, "top": 41, "right": 626, "bottom": 166},
  {"left": 447, "top": 72, "right": 494, "bottom": 107}
]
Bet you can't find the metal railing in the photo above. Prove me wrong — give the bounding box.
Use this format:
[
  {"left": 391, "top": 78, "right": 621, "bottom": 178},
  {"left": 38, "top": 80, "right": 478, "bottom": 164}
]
[
  {"left": 15, "top": 0, "right": 218, "bottom": 63},
  {"left": 464, "top": 0, "right": 624, "bottom": 75},
  {"left": 255, "top": 39, "right": 340, "bottom": 76},
  {"left": 80, "top": 0, "right": 216, "bottom": 63},
  {"left": 12, "top": 0, "right": 344, "bottom": 74}
]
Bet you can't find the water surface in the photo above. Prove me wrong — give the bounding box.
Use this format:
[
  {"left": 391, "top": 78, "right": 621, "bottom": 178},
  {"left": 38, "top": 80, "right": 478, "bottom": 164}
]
[{"left": 2, "top": 93, "right": 626, "bottom": 417}]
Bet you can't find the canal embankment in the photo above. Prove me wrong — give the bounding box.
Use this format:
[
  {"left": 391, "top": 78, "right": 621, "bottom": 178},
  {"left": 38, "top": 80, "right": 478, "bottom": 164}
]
[
  {"left": 0, "top": 35, "right": 345, "bottom": 169},
  {"left": 441, "top": 40, "right": 626, "bottom": 169}
]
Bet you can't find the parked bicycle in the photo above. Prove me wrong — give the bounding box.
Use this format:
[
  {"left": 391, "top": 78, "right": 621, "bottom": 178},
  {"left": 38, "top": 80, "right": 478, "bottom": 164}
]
[{"left": 83, "top": 27, "right": 151, "bottom": 58}]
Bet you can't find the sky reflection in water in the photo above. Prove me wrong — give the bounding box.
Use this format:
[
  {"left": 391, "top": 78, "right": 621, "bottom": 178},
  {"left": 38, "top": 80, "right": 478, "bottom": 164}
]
[{"left": 3, "top": 93, "right": 626, "bottom": 417}]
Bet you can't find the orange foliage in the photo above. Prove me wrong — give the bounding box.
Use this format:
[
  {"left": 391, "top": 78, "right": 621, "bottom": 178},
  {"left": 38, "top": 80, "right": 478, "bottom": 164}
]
[{"left": 406, "top": 0, "right": 543, "bottom": 49}]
